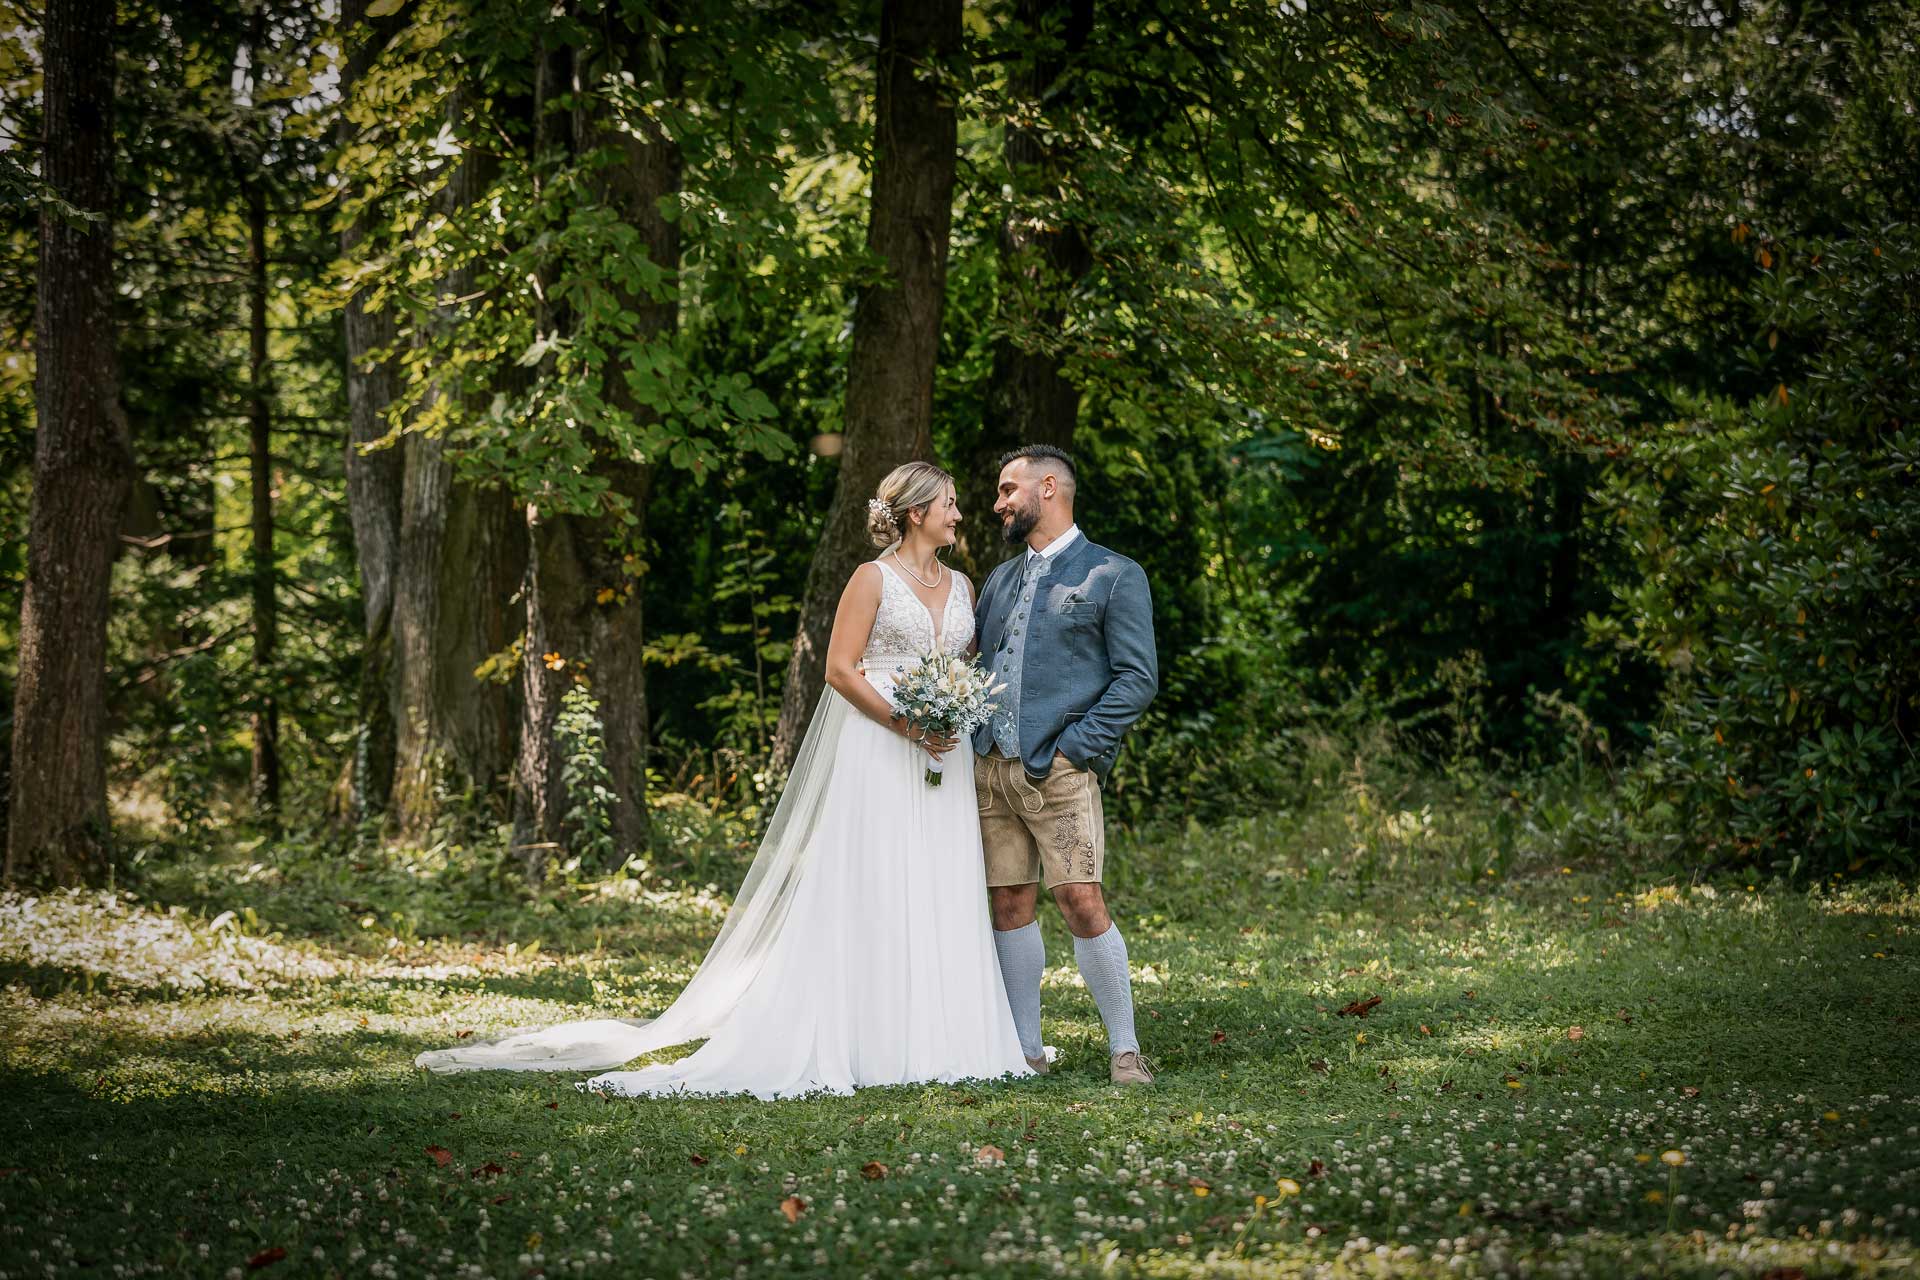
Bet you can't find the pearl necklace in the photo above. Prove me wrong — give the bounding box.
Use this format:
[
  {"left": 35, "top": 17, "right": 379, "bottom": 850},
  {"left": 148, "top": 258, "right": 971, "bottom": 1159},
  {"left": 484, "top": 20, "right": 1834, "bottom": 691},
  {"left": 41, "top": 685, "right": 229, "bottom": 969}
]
[{"left": 891, "top": 549, "right": 944, "bottom": 590}]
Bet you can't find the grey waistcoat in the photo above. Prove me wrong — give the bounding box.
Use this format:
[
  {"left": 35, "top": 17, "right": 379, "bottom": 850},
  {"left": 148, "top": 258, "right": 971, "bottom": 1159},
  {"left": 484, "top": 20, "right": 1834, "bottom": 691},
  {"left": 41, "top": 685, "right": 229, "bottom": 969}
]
[{"left": 970, "top": 535, "right": 1159, "bottom": 782}]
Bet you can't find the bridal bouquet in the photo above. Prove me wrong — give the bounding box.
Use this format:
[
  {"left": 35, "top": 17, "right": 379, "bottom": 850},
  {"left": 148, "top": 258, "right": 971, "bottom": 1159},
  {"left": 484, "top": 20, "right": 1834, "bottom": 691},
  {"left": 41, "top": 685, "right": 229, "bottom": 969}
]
[{"left": 889, "top": 652, "right": 1005, "bottom": 787}]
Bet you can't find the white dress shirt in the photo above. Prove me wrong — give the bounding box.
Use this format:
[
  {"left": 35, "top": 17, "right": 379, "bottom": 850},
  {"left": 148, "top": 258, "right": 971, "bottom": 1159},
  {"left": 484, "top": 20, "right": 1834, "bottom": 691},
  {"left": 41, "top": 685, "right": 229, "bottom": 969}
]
[{"left": 1028, "top": 524, "right": 1081, "bottom": 567}]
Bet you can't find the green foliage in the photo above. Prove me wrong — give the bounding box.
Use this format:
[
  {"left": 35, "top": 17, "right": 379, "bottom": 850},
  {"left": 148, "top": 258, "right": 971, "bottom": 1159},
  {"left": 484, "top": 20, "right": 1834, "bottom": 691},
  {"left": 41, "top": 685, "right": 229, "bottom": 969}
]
[
  {"left": 3, "top": 0, "right": 364, "bottom": 833},
  {"left": 642, "top": 499, "right": 797, "bottom": 815},
  {"left": 331, "top": 0, "right": 839, "bottom": 526},
  {"left": 1600, "top": 231, "right": 1919, "bottom": 874},
  {"left": 692, "top": 501, "right": 796, "bottom": 762},
  {"left": 3, "top": 0, "right": 1915, "bottom": 877},
  {"left": 555, "top": 684, "right": 619, "bottom": 873}
]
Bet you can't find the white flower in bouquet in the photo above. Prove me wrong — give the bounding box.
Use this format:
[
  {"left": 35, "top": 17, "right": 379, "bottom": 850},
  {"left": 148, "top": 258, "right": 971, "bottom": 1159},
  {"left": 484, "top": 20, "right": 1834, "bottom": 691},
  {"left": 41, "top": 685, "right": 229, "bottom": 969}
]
[{"left": 889, "top": 652, "right": 1005, "bottom": 786}]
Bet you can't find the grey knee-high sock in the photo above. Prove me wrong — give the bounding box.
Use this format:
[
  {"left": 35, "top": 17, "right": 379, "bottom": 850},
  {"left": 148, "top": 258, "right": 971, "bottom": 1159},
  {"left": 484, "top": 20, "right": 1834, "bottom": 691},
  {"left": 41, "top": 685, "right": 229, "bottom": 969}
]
[
  {"left": 992, "top": 922, "right": 1045, "bottom": 1060},
  {"left": 1073, "top": 923, "right": 1140, "bottom": 1056}
]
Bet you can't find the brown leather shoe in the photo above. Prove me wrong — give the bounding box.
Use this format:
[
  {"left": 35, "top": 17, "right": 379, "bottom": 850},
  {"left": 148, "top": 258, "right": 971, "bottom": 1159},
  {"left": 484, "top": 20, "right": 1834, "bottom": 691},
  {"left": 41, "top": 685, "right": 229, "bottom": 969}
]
[
  {"left": 1110, "top": 1050, "right": 1154, "bottom": 1085},
  {"left": 1024, "top": 1053, "right": 1049, "bottom": 1074}
]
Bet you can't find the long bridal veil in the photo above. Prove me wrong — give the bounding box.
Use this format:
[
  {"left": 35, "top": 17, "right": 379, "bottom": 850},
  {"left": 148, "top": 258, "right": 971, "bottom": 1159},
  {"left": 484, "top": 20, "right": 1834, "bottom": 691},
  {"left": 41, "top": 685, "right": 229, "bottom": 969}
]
[{"left": 414, "top": 688, "right": 855, "bottom": 1075}]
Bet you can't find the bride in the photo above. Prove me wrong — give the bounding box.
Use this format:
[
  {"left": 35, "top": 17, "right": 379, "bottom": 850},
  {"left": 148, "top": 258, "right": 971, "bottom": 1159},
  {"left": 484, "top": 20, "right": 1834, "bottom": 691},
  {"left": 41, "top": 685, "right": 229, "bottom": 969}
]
[{"left": 416, "top": 462, "right": 1034, "bottom": 1098}]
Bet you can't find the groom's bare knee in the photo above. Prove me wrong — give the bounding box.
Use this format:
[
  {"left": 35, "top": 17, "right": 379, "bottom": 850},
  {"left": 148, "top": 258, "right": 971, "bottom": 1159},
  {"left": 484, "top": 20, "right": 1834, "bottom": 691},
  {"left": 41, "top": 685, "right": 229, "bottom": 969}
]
[
  {"left": 1051, "top": 882, "right": 1112, "bottom": 938},
  {"left": 990, "top": 883, "right": 1039, "bottom": 931}
]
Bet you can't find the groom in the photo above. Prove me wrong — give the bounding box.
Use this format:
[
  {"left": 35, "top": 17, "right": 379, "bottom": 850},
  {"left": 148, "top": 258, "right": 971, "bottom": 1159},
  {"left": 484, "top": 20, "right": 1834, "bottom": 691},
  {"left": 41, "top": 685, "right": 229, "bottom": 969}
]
[{"left": 973, "top": 445, "right": 1158, "bottom": 1086}]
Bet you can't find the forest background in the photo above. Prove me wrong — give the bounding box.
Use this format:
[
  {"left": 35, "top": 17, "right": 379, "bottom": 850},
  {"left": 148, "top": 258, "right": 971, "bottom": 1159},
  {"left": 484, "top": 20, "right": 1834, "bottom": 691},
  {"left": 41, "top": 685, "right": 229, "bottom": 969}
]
[{"left": 2, "top": 0, "right": 1916, "bottom": 890}]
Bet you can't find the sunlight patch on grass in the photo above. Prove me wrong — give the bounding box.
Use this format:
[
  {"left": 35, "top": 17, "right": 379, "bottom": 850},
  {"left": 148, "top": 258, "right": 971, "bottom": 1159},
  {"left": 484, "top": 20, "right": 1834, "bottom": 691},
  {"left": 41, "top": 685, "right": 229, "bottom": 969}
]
[{"left": 0, "top": 889, "right": 340, "bottom": 992}]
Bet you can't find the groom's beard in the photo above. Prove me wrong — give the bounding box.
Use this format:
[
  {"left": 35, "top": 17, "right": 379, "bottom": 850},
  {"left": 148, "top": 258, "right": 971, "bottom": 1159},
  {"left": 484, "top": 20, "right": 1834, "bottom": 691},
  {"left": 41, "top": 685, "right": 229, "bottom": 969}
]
[{"left": 1001, "top": 503, "right": 1040, "bottom": 546}]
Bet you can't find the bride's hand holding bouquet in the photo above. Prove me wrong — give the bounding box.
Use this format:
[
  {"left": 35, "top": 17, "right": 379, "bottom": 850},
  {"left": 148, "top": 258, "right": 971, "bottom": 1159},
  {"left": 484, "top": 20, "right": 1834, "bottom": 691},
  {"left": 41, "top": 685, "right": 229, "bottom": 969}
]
[{"left": 889, "top": 652, "right": 1004, "bottom": 786}]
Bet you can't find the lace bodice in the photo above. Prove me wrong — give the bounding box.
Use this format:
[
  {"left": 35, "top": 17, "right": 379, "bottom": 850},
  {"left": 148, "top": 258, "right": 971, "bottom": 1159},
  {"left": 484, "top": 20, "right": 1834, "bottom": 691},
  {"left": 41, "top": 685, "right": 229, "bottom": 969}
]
[{"left": 864, "top": 558, "right": 973, "bottom": 667}]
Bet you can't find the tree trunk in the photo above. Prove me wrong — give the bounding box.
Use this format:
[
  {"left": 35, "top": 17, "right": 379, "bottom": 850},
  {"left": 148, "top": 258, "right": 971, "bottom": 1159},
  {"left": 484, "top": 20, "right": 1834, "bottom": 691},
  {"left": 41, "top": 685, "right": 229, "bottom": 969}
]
[
  {"left": 388, "top": 110, "right": 525, "bottom": 840},
  {"left": 338, "top": 0, "right": 406, "bottom": 820},
  {"left": 6, "top": 0, "right": 133, "bottom": 884},
  {"left": 511, "top": 14, "right": 679, "bottom": 873},
  {"left": 964, "top": 0, "right": 1093, "bottom": 571},
  {"left": 246, "top": 179, "right": 280, "bottom": 816},
  {"left": 387, "top": 450, "right": 524, "bottom": 837},
  {"left": 771, "top": 0, "right": 963, "bottom": 769}
]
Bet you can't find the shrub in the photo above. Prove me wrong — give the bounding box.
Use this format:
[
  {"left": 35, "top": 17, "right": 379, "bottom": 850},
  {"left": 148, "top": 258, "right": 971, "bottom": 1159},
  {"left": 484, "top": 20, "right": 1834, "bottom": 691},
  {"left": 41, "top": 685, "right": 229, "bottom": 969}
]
[{"left": 1596, "top": 229, "right": 1919, "bottom": 875}]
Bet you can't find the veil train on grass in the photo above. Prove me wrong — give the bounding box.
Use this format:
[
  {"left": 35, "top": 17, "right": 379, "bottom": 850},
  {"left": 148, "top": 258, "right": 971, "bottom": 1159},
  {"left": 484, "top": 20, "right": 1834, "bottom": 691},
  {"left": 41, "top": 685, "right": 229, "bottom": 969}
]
[{"left": 413, "top": 688, "right": 853, "bottom": 1076}]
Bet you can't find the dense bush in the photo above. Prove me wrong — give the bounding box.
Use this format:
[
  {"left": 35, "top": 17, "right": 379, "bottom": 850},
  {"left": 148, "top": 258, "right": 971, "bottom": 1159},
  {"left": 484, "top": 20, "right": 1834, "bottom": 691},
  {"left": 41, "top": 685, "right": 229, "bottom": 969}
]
[{"left": 1597, "top": 231, "right": 1919, "bottom": 874}]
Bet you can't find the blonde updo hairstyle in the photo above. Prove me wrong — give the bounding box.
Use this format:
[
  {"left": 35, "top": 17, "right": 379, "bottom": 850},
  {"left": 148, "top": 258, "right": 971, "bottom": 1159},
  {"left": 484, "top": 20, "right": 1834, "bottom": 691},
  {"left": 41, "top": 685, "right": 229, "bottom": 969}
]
[{"left": 866, "top": 461, "right": 954, "bottom": 549}]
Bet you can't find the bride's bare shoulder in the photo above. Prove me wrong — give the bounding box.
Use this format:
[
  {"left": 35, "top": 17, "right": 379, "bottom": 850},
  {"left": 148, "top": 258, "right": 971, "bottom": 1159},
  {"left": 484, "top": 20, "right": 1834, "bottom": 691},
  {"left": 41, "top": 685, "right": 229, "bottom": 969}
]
[{"left": 840, "top": 560, "right": 885, "bottom": 598}]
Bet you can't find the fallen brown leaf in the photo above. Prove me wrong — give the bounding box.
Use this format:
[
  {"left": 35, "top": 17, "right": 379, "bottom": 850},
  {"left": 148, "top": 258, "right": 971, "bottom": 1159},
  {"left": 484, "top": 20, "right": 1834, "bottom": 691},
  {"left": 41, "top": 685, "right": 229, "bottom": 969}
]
[
  {"left": 780, "top": 1195, "right": 806, "bottom": 1223},
  {"left": 1337, "top": 995, "right": 1383, "bottom": 1017},
  {"left": 1567, "top": 1026, "right": 1584, "bottom": 1041},
  {"left": 1209, "top": 1030, "right": 1227, "bottom": 1045},
  {"left": 246, "top": 1247, "right": 286, "bottom": 1270},
  {"left": 689, "top": 1153, "right": 709, "bottom": 1166},
  {"left": 424, "top": 1146, "right": 452, "bottom": 1168},
  {"left": 1308, "top": 1059, "right": 1329, "bottom": 1074},
  {"left": 1308, "top": 1159, "right": 1326, "bottom": 1177},
  {"left": 860, "top": 1161, "right": 888, "bottom": 1180},
  {"left": 469, "top": 1162, "right": 504, "bottom": 1179},
  {"left": 974, "top": 1144, "right": 1005, "bottom": 1166}
]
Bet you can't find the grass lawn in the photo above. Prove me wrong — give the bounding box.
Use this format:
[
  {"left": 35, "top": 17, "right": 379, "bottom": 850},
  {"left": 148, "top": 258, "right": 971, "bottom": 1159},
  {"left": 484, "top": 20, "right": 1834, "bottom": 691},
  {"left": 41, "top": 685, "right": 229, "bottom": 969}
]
[{"left": 2, "top": 803, "right": 1917, "bottom": 1279}]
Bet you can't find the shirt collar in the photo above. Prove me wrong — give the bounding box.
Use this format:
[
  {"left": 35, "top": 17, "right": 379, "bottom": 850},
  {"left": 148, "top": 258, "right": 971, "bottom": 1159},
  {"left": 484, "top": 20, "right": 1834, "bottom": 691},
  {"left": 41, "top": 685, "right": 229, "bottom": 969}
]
[{"left": 1028, "top": 524, "right": 1081, "bottom": 564}]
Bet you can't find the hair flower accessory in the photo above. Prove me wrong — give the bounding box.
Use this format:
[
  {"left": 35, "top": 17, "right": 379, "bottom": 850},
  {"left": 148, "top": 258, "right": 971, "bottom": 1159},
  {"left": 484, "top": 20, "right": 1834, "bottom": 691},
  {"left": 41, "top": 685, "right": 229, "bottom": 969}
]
[{"left": 866, "top": 497, "right": 897, "bottom": 526}]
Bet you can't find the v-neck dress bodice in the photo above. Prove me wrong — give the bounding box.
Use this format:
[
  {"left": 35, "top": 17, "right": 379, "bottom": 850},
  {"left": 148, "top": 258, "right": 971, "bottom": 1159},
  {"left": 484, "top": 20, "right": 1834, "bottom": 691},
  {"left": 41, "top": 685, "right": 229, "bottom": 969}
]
[{"left": 863, "top": 559, "right": 973, "bottom": 690}]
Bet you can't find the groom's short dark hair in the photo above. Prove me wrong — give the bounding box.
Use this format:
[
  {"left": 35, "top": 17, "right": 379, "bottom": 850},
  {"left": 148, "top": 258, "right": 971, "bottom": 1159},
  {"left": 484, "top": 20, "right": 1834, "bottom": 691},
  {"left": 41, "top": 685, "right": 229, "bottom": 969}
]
[{"left": 999, "top": 444, "right": 1077, "bottom": 497}]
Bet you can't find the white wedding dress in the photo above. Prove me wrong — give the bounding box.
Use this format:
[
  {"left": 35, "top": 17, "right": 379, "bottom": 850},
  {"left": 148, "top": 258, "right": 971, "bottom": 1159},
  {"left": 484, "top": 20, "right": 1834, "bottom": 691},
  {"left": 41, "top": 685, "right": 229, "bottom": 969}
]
[{"left": 415, "top": 559, "right": 1032, "bottom": 1099}]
